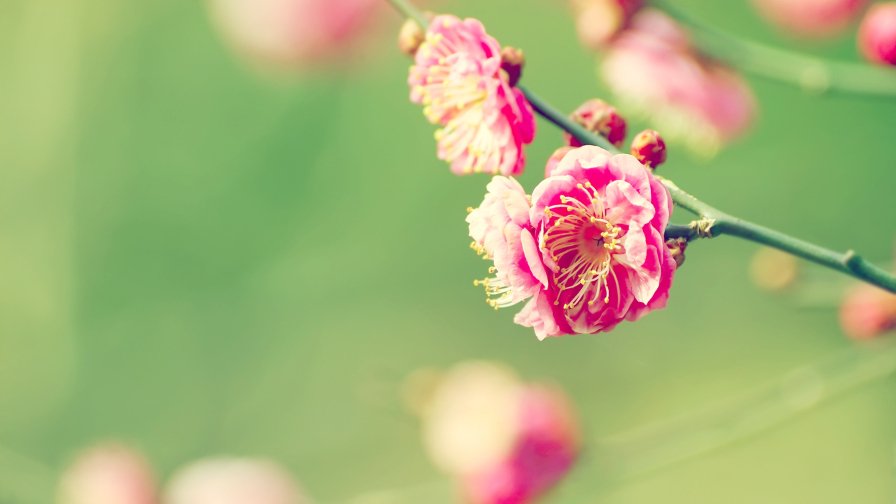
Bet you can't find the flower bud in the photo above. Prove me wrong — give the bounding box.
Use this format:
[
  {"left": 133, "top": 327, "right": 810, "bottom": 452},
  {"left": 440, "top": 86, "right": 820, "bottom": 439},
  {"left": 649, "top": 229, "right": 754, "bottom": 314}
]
[
  {"left": 840, "top": 284, "right": 896, "bottom": 340},
  {"left": 58, "top": 444, "right": 156, "bottom": 504},
  {"left": 398, "top": 18, "right": 425, "bottom": 57},
  {"left": 500, "top": 46, "right": 525, "bottom": 87},
  {"left": 572, "top": 0, "right": 644, "bottom": 49},
  {"left": 859, "top": 3, "right": 896, "bottom": 66},
  {"left": 545, "top": 146, "right": 574, "bottom": 177},
  {"left": 564, "top": 99, "right": 627, "bottom": 148},
  {"left": 630, "top": 129, "right": 667, "bottom": 169},
  {"left": 666, "top": 238, "right": 688, "bottom": 268}
]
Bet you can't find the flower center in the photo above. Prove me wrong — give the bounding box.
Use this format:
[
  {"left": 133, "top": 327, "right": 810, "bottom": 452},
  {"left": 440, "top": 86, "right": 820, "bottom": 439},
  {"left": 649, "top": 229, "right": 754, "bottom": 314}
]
[{"left": 542, "top": 181, "right": 623, "bottom": 310}]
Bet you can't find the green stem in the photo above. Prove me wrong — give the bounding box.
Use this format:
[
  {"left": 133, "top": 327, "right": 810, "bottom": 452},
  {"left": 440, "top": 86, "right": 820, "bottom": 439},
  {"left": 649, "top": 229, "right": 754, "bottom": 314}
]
[
  {"left": 385, "top": 0, "right": 896, "bottom": 293},
  {"left": 654, "top": 0, "right": 896, "bottom": 98},
  {"left": 519, "top": 86, "right": 619, "bottom": 153}
]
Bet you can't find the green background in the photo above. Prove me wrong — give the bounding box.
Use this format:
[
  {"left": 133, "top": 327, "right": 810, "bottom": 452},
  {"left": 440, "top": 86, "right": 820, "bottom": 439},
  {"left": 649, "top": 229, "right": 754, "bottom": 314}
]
[{"left": 1, "top": 0, "right": 894, "bottom": 502}]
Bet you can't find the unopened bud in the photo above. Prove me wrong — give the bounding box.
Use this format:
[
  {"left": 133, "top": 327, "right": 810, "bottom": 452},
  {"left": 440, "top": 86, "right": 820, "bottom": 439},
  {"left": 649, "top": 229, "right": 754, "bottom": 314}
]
[
  {"left": 500, "top": 46, "right": 525, "bottom": 87},
  {"left": 565, "top": 99, "right": 627, "bottom": 148},
  {"left": 398, "top": 18, "right": 426, "bottom": 57},
  {"left": 545, "top": 146, "right": 574, "bottom": 177},
  {"left": 666, "top": 238, "right": 687, "bottom": 268},
  {"left": 840, "top": 284, "right": 896, "bottom": 340},
  {"left": 630, "top": 129, "right": 667, "bottom": 169},
  {"left": 858, "top": 3, "right": 896, "bottom": 66}
]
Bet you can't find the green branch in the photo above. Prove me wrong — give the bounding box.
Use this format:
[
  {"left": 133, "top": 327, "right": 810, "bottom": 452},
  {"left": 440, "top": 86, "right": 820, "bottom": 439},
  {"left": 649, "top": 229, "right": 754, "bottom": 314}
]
[
  {"left": 654, "top": 0, "right": 896, "bottom": 98},
  {"left": 386, "top": 0, "right": 896, "bottom": 293}
]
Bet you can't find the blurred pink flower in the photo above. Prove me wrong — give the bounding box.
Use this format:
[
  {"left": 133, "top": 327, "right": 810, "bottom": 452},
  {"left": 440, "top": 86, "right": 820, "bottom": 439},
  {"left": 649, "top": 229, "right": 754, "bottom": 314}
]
[
  {"left": 601, "top": 9, "right": 755, "bottom": 156},
  {"left": 409, "top": 15, "right": 536, "bottom": 175},
  {"left": 58, "top": 444, "right": 157, "bottom": 504},
  {"left": 519, "top": 145, "right": 675, "bottom": 338},
  {"left": 858, "top": 3, "right": 896, "bottom": 65},
  {"left": 752, "top": 0, "right": 866, "bottom": 38},
  {"left": 840, "top": 284, "right": 896, "bottom": 340},
  {"left": 208, "top": 0, "right": 381, "bottom": 67},
  {"left": 164, "top": 457, "right": 307, "bottom": 504},
  {"left": 421, "top": 362, "right": 579, "bottom": 504},
  {"left": 572, "top": 0, "right": 643, "bottom": 49}
]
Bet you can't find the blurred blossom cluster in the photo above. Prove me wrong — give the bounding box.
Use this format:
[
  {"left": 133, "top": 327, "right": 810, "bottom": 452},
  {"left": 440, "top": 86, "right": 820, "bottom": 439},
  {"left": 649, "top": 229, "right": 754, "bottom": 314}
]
[
  {"left": 583, "top": 9, "right": 756, "bottom": 156},
  {"left": 58, "top": 445, "right": 307, "bottom": 504},
  {"left": 752, "top": 0, "right": 867, "bottom": 38},
  {"left": 207, "top": 0, "right": 383, "bottom": 70},
  {"left": 418, "top": 362, "right": 579, "bottom": 504}
]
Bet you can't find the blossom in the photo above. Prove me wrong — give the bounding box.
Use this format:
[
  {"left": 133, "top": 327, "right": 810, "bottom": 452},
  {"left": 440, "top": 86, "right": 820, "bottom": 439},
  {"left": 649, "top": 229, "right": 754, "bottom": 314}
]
[
  {"left": 57, "top": 444, "right": 157, "bottom": 504},
  {"left": 752, "top": 0, "right": 866, "bottom": 38},
  {"left": 208, "top": 0, "right": 381, "bottom": 68},
  {"left": 409, "top": 15, "right": 536, "bottom": 175},
  {"left": 467, "top": 146, "right": 675, "bottom": 338},
  {"left": 858, "top": 3, "right": 896, "bottom": 66},
  {"left": 421, "top": 362, "right": 579, "bottom": 504},
  {"left": 164, "top": 458, "right": 307, "bottom": 504},
  {"left": 840, "top": 285, "right": 896, "bottom": 340},
  {"left": 601, "top": 9, "right": 755, "bottom": 156},
  {"left": 521, "top": 146, "right": 675, "bottom": 337}
]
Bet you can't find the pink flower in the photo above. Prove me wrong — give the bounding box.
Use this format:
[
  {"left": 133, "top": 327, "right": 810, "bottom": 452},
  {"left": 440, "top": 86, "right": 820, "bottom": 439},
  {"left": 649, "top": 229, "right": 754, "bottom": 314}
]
[
  {"left": 421, "top": 362, "right": 579, "bottom": 504},
  {"left": 859, "top": 3, "right": 896, "bottom": 65},
  {"left": 467, "top": 146, "right": 675, "bottom": 338},
  {"left": 164, "top": 458, "right": 307, "bottom": 504},
  {"left": 752, "top": 0, "right": 866, "bottom": 38},
  {"left": 840, "top": 284, "right": 896, "bottom": 340},
  {"left": 521, "top": 146, "right": 675, "bottom": 337},
  {"left": 208, "top": 0, "right": 381, "bottom": 68},
  {"left": 601, "top": 9, "right": 755, "bottom": 156},
  {"left": 409, "top": 15, "right": 536, "bottom": 175},
  {"left": 58, "top": 444, "right": 157, "bottom": 504}
]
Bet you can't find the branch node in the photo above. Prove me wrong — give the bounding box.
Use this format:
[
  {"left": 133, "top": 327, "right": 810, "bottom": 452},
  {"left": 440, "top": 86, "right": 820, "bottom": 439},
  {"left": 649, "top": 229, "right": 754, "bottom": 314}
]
[{"left": 691, "top": 218, "right": 716, "bottom": 238}]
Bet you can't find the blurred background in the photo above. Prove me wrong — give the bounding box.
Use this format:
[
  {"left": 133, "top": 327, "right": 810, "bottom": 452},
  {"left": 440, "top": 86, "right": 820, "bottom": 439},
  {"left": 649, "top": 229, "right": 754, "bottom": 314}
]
[{"left": 0, "top": 0, "right": 895, "bottom": 502}]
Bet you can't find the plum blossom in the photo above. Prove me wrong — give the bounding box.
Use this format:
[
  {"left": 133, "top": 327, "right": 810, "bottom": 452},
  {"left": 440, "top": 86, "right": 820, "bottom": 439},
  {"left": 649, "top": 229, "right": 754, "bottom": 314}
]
[
  {"left": 467, "top": 146, "right": 675, "bottom": 338},
  {"left": 421, "top": 362, "right": 579, "bottom": 504},
  {"left": 858, "top": 3, "right": 896, "bottom": 65},
  {"left": 752, "top": 0, "right": 866, "bottom": 38},
  {"left": 57, "top": 444, "right": 157, "bottom": 504},
  {"left": 601, "top": 9, "right": 755, "bottom": 156},
  {"left": 208, "top": 0, "right": 381, "bottom": 68},
  {"left": 409, "top": 15, "right": 536, "bottom": 175}
]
